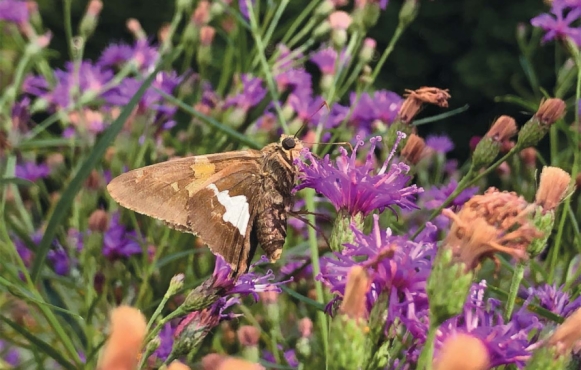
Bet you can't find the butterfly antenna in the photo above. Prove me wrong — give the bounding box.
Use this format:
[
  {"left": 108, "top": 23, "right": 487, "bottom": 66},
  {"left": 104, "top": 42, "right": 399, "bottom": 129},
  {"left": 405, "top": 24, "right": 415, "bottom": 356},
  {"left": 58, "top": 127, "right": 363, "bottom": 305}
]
[
  {"left": 294, "top": 100, "right": 330, "bottom": 138},
  {"left": 301, "top": 141, "right": 354, "bottom": 152},
  {"left": 288, "top": 212, "right": 332, "bottom": 248}
]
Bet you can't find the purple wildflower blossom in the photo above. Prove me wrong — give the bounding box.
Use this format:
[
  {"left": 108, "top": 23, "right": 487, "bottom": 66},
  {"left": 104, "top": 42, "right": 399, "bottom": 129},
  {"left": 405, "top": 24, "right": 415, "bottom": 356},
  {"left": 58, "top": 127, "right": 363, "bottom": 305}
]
[
  {"left": 47, "top": 246, "right": 70, "bottom": 276},
  {"left": 274, "top": 45, "right": 312, "bottom": 98},
  {"left": 432, "top": 282, "right": 543, "bottom": 368},
  {"left": 11, "top": 97, "right": 30, "bottom": 131},
  {"left": 310, "top": 47, "right": 350, "bottom": 75},
  {"left": 102, "top": 213, "right": 143, "bottom": 259},
  {"left": 15, "top": 161, "right": 50, "bottom": 182},
  {"left": 425, "top": 134, "right": 454, "bottom": 154},
  {"left": 318, "top": 215, "right": 436, "bottom": 323},
  {"left": 531, "top": 1, "right": 581, "bottom": 45},
  {"left": 153, "top": 323, "right": 174, "bottom": 361},
  {"left": 294, "top": 135, "right": 423, "bottom": 217},
  {"left": 524, "top": 284, "right": 581, "bottom": 317},
  {"left": 210, "top": 255, "right": 288, "bottom": 302},
  {"left": 239, "top": 0, "right": 255, "bottom": 20},
  {"left": 98, "top": 40, "right": 159, "bottom": 71},
  {"left": 0, "top": 340, "right": 20, "bottom": 367},
  {"left": 422, "top": 179, "right": 479, "bottom": 210},
  {"left": 0, "top": 0, "right": 28, "bottom": 23},
  {"left": 223, "top": 74, "right": 267, "bottom": 112}
]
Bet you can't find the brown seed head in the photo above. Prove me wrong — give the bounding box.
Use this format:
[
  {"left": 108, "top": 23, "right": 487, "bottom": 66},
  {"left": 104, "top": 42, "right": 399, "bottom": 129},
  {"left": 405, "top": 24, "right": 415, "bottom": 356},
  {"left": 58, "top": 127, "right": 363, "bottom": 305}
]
[
  {"left": 404, "top": 87, "right": 451, "bottom": 108},
  {"left": 519, "top": 147, "right": 537, "bottom": 168},
  {"left": 397, "top": 95, "right": 422, "bottom": 124},
  {"left": 339, "top": 265, "right": 370, "bottom": 320},
  {"left": 548, "top": 307, "right": 581, "bottom": 355},
  {"left": 89, "top": 209, "right": 110, "bottom": 232},
  {"left": 435, "top": 333, "right": 490, "bottom": 370},
  {"left": 85, "top": 169, "right": 102, "bottom": 190},
  {"left": 535, "top": 98, "right": 566, "bottom": 126},
  {"left": 237, "top": 325, "right": 260, "bottom": 347},
  {"left": 97, "top": 306, "right": 147, "bottom": 370},
  {"left": 86, "top": 0, "right": 103, "bottom": 16},
  {"left": 535, "top": 166, "right": 573, "bottom": 212},
  {"left": 401, "top": 133, "right": 427, "bottom": 165},
  {"left": 485, "top": 115, "right": 518, "bottom": 142}
]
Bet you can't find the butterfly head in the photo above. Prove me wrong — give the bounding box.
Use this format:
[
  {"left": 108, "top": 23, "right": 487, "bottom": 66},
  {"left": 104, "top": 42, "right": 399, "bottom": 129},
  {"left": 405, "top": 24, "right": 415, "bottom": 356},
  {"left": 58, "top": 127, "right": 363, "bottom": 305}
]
[{"left": 279, "top": 134, "right": 304, "bottom": 157}]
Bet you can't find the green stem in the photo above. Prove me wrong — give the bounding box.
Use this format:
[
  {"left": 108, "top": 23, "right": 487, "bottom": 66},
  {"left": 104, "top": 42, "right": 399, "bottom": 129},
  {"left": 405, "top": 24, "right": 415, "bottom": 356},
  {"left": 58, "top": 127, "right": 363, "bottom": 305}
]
[
  {"left": 63, "top": 0, "right": 74, "bottom": 60},
  {"left": 417, "top": 323, "right": 437, "bottom": 370},
  {"left": 305, "top": 190, "right": 329, "bottom": 364},
  {"left": 247, "top": 0, "right": 289, "bottom": 133},
  {"left": 505, "top": 261, "right": 526, "bottom": 320},
  {"left": 369, "top": 23, "right": 405, "bottom": 87},
  {"left": 281, "top": 0, "right": 321, "bottom": 46}
]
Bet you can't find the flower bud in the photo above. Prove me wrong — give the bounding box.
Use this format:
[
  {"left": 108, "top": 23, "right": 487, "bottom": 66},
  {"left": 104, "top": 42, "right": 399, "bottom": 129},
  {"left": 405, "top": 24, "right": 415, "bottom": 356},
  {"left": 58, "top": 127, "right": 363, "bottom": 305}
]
[
  {"left": 79, "top": 0, "right": 103, "bottom": 38},
  {"left": 298, "top": 318, "right": 313, "bottom": 338},
  {"left": 329, "top": 210, "right": 363, "bottom": 252},
  {"left": 313, "top": 21, "right": 331, "bottom": 39},
  {"left": 399, "top": 0, "right": 420, "bottom": 27},
  {"left": 88, "top": 209, "right": 109, "bottom": 232},
  {"left": 471, "top": 116, "right": 517, "bottom": 171},
  {"left": 126, "top": 18, "right": 146, "bottom": 40},
  {"left": 237, "top": 326, "right": 260, "bottom": 362},
  {"left": 192, "top": 0, "right": 211, "bottom": 26},
  {"left": 434, "top": 333, "right": 490, "bottom": 370},
  {"left": 200, "top": 26, "right": 215, "bottom": 46},
  {"left": 168, "top": 273, "right": 185, "bottom": 296},
  {"left": 329, "top": 11, "right": 351, "bottom": 48},
  {"left": 485, "top": 115, "right": 518, "bottom": 142},
  {"left": 359, "top": 37, "right": 376, "bottom": 63},
  {"left": 175, "top": 0, "right": 192, "bottom": 14},
  {"left": 339, "top": 265, "right": 370, "bottom": 320},
  {"left": 517, "top": 98, "right": 566, "bottom": 149},
  {"left": 520, "top": 147, "right": 537, "bottom": 168},
  {"left": 173, "top": 309, "right": 221, "bottom": 358},
  {"left": 315, "top": 0, "right": 334, "bottom": 17},
  {"left": 401, "top": 133, "right": 427, "bottom": 165}
]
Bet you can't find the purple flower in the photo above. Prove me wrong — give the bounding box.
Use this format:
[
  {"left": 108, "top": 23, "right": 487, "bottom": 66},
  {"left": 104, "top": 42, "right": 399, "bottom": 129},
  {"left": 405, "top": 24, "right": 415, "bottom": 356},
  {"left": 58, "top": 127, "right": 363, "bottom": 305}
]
[
  {"left": 102, "top": 213, "right": 143, "bottom": 259},
  {"left": 15, "top": 161, "right": 50, "bottom": 182},
  {"left": 239, "top": 0, "right": 255, "bottom": 20},
  {"left": 274, "top": 44, "right": 312, "bottom": 98},
  {"left": 425, "top": 134, "right": 454, "bottom": 154},
  {"left": 310, "top": 47, "right": 350, "bottom": 75},
  {"left": 422, "top": 179, "right": 479, "bottom": 210},
  {"left": 153, "top": 323, "right": 174, "bottom": 361},
  {"left": 356, "top": 0, "right": 388, "bottom": 10},
  {"left": 294, "top": 135, "right": 423, "bottom": 217},
  {"left": 318, "top": 215, "right": 436, "bottom": 322},
  {"left": 0, "top": 0, "right": 28, "bottom": 23},
  {"left": 210, "top": 255, "right": 288, "bottom": 302},
  {"left": 11, "top": 97, "right": 30, "bottom": 132},
  {"left": 47, "top": 246, "right": 70, "bottom": 275},
  {"left": 432, "top": 282, "right": 543, "bottom": 368},
  {"left": 531, "top": 1, "right": 581, "bottom": 45},
  {"left": 524, "top": 283, "right": 581, "bottom": 317},
  {"left": 98, "top": 40, "right": 159, "bottom": 71},
  {"left": 0, "top": 340, "right": 20, "bottom": 367},
  {"left": 223, "top": 74, "right": 267, "bottom": 112}
]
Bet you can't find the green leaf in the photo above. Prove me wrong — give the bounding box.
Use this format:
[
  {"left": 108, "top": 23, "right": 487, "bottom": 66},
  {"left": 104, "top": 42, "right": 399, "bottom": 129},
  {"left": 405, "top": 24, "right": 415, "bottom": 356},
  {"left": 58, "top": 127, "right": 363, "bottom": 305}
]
[
  {"left": 0, "top": 177, "right": 35, "bottom": 186},
  {"left": 30, "top": 65, "right": 163, "bottom": 283},
  {"left": 280, "top": 285, "right": 326, "bottom": 312},
  {"left": 0, "top": 315, "right": 77, "bottom": 370}
]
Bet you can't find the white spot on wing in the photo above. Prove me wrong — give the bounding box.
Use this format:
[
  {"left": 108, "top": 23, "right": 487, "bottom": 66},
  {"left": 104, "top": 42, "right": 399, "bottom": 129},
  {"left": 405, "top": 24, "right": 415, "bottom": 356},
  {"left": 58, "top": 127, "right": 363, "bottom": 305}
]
[{"left": 206, "top": 184, "right": 250, "bottom": 235}]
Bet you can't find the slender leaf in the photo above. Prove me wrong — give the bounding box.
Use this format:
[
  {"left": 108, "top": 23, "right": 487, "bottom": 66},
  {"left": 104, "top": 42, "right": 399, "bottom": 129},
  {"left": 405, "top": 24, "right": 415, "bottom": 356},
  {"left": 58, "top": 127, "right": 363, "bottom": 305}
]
[
  {"left": 281, "top": 285, "right": 326, "bottom": 311},
  {"left": 0, "top": 177, "right": 34, "bottom": 186}
]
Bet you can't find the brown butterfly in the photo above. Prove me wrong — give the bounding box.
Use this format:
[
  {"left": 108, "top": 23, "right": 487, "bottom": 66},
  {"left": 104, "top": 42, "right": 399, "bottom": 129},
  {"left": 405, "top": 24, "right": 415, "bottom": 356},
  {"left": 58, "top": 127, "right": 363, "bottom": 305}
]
[{"left": 107, "top": 135, "right": 303, "bottom": 277}]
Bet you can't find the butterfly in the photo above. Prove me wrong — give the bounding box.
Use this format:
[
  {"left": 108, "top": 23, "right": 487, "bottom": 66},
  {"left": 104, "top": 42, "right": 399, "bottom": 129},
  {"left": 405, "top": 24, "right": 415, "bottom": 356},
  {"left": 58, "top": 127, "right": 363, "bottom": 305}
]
[{"left": 107, "top": 135, "right": 303, "bottom": 277}]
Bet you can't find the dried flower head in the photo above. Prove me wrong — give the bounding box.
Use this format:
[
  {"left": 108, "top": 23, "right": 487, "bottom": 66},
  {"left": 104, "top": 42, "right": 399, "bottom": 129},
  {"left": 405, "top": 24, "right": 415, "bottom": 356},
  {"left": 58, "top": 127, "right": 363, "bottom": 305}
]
[
  {"left": 485, "top": 115, "right": 518, "bottom": 142},
  {"left": 97, "top": 306, "right": 147, "bottom": 370},
  {"left": 548, "top": 307, "right": 581, "bottom": 355},
  {"left": 401, "top": 133, "right": 427, "bottom": 164},
  {"left": 201, "top": 354, "right": 265, "bottom": 370},
  {"left": 167, "top": 361, "right": 191, "bottom": 370},
  {"left": 520, "top": 147, "right": 537, "bottom": 167},
  {"left": 237, "top": 325, "right": 260, "bottom": 347},
  {"left": 404, "top": 87, "right": 451, "bottom": 108},
  {"left": 535, "top": 98, "right": 566, "bottom": 125},
  {"left": 442, "top": 188, "right": 542, "bottom": 270},
  {"left": 88, "top": 209, "right": 109, "bottom": 232},
  {"left": 339, "top": 265, "right": 371, "bottom": 320},
  {"left": 535, "top": 166, "right": 573, "bottom": 212},
  {"left": 435, "top": 333, "right": 491, "bottom": 370}
]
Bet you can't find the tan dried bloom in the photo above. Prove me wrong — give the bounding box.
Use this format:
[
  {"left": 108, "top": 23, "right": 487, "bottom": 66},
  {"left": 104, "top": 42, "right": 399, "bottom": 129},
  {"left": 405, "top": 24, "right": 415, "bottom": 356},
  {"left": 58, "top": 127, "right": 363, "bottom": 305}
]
[
  {"left": 404, "top": 87, "right": 451, "bottom": 108},
  {"left": 328, "top": 11, "right": 352, "bottom": 30},
  {"left": 88, "top": 209, "right": 109, "bottom": 232},
  {"left": 519, "top": 147, "right": 537, "bottom": 168},
  {"left": 339, "top": 265, "right": 370, "bottom": 319},
  {"left": 401, "top": 133, "right": 427, "bottom": 164},
  {"left": 435, "top": 333, "right": 490, "bottom": 370},
  {"left": 200, "top": 26, "right": 216, "bottom": 46},
  {"left": 443, "top": 188, "right": 542, "bottom": 270},
  {"left": 201, "top": 354, "right": 265, "bottom": 370},
  {"left": 535, "top": 98, "right": 566, "bottom": 125},
  {"left": 535, "top": 166, "right": 573, "bottom": 211},
  {"left": 298, "top": 317, "right": 313, "bottom": 338},
  {"left": 548, "top": 307, "right": 581, "bottom": 355},
  {"left": 397, "top": 95, "right": 423, "bottom": 124},
  {"left": 97, "top": 306, "right": 147, "bottom": 370},
  {"left": 192, "top": 0, "right": 211, "bottom": 26},
  {"left": 86, "top": 0, "right": 103, "bottom": 16},
  {"left": 237, "top": 325, "right": 260, "bottom": 347},
  {"left": 167, "top": 361, "right": 191, "bottom": 370},
  {"left": 485, "top": 115, "right": 517, "bottom": 142},
  {"left": 126, "top": 19, "right": 145, "bottom": 39}
]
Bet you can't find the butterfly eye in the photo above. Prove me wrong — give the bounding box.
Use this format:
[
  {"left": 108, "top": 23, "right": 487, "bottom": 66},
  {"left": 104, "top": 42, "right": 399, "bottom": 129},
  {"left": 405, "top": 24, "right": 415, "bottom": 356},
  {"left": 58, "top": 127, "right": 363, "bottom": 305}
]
[{"left": 282, "top": 137, "right": 296, "bottom": 150}]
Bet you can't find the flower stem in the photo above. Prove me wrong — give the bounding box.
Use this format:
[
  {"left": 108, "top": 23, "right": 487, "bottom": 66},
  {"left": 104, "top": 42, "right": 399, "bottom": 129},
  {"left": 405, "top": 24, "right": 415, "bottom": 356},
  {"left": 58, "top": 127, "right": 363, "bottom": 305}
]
[
  {"left": 305, "top": 189, "right": 330, "bottom": 363},
  {"left": 369, "top": 22, "right": 405, "bottom": 87},
  {"left": 505, "top": 261, "right": 526, "bottom": 320},
  {"left": 417, "top": 323, "right": 437, "bottom": 370}
]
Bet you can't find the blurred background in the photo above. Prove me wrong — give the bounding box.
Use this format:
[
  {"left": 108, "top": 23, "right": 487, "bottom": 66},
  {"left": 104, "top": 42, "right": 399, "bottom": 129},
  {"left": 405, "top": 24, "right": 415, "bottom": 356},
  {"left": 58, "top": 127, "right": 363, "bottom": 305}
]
[{"left": 32, "top": 0, "right": 551, "bottom": 160}]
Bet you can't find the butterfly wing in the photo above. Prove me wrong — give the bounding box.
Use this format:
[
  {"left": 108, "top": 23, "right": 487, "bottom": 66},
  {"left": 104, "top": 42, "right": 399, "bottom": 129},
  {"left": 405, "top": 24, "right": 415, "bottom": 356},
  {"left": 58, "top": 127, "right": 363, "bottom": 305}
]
[{"left": 107, "top": 150, "right": 263, "bottom": 274}]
